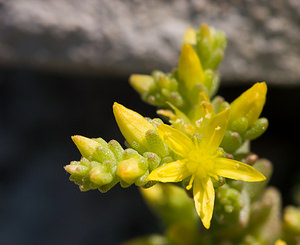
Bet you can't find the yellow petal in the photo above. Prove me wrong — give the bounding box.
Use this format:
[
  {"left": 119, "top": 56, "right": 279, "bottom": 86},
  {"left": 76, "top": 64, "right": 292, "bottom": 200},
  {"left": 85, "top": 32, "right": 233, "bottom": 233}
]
[
  {"left": 157, "top": 124, "right": 194, "bottom": 157},
  {"left": 193, "top": 177, "right": 215, "bottom": 229},
  {"left": 113, "top": 102, "right": 155, "bottom": 150},
  {"left": 214, "top": 157, "right": 266, "bottom": 182},
  {"left": 229, "top": 82, "right": 267, "bottom": 127},
  {"left": 147, "top": 160, "right": 190, "bottom": 183},
  {"left": 177, "top": 44, "right": 204, "bottom": 89},
  {"left": 193, "top": 101, "right": 214, "bottom": 124},
  {"left": 189, "top": 92, "right": 212, "bottom": 123},
  {"left": 157, "top": 109, "right": 176, "bottom": 120},
  {"left": 200, "top": 109, "right": 230, "bottom": 154},
  {"left": 167, "top": 102, "right": 191, "bottom": 125}
]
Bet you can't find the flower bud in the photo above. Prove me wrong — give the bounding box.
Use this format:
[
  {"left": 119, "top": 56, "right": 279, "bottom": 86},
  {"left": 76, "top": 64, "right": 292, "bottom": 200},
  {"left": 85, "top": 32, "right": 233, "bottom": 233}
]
[
  {"left": 177, "top": 44, "right": 204, "bottom": 90},
  {"left": 143, "top": 152, "right": 161, "bottom": 171},
  {"left": 283, "top": 206, "right": 300, "bottom": 234},
  {"left": 243, "top": 118, "right": 268, "bottom": 140},
  {"left": 221, "top": 131, "right": 242, "bottom": 153},
  {"left": 182, "top": 27, "right": 196, "bottom": 45},
  {"left": 229, "top": 82, "right": 267, "bottom": 128},
  {"left": 108, "top": 140, "right": 124, "bottom": 161},
  {"left": 145, "top": 129, "right": 169, "bottom": 157},
  {"left": 113, "top": 102, "right": 156, "bottom": 152},
  {"left": 72, "top": 135, "right": 117, "bottom": 165},
  {"left": 196, "top": 23, "right": 227, "bottom": 70},
  {"left": 129, "top": 74, "right": 154, "bottom": 94},
  {"left": 64, "top": 163, "right": 89, "bottom": 176},
  {"left": 89, "top": 165, "right": 113, "bottom": 186},
  {"left": 230, "top": 117, "right": 249, "bottom": 134},
  {"left": 72, "top": 135, "right": 102, "bottom": 161},
  {"left": 117, "top": 157, "right": 148, "bottom": 185}
]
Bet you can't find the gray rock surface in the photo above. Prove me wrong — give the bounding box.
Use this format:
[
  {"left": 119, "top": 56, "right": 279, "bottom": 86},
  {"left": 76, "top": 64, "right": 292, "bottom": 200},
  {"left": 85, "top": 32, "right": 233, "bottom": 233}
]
[{"left": 0, "top": 0, "right": 300, "bottom": 84}]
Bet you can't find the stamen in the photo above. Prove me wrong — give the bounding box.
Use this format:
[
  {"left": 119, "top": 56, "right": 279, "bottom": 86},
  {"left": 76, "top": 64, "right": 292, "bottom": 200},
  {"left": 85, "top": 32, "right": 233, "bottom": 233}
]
[{"left": 186, "top": 175, "right": 195, "bottom": 190}]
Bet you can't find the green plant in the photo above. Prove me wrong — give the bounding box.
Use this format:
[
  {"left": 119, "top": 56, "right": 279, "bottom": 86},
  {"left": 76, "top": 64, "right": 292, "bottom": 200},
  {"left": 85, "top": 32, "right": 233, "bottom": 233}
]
[{"left": 64, "top": 24, "right": 300, "bottom": 245}]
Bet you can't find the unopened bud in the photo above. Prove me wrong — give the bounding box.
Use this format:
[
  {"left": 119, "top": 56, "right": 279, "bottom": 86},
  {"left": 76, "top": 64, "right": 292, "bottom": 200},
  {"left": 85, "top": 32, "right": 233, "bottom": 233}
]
[
  {"left": 117, "top": 157, "right": 148, "bottom": 184},
  {"left": 196, "top": 23, "right": 227, "bottom": 70},
  {"left": 108, "top": 140, "right": 124, "bottom": 161},
  {"left": 221, "top": 131, "right": 242, "bottom": 153},
  {"left": 243, "top": 118, "right": 268, "bottom": 140},
  {"left": 113, "top": 102, "right": 156, "bottom": 152},
  {"left": 72, "top": 135, "right": 102, "bottom": 160},
  {"left": 143, "top": 152, "right": 161, "bottom": 171},
  {"left": 145, "top": 129, "right": 169, "bottom": 157},
  {"left": 89, "top": 165, "right": 113, "bottom": 186},
  {"left": 177, "top": 44, "right": 204, "bottom": 90},
  {"left": 283, "top": 206, "right": 300, "bottom": 234},
  {"left": 230, "top": 117, "right": 249, "bottom": 134},
  {"left": 229, "top": 82, "right": 267, "bottom": 128},
  {"left": 129, "top": 74, "right": 154, "bottom": 94},
  {"left": 64, "top": 163, "right": 89, "bottom": 176},
  {"left": 182, "top": 27, "right": 196, "bottom": 45}
]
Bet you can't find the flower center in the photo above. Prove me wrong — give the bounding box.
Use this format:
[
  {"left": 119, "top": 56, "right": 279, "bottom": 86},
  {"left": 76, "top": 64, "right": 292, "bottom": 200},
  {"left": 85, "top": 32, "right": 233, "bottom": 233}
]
[{"left": 186, "top": 149, "right": 214, "bottom": 179}]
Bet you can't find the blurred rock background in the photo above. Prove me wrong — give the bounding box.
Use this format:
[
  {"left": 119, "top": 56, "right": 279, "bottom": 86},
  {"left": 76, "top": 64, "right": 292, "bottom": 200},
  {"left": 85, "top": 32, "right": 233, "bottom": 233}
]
[
  {"left": 0, "top": 1, "right": 299, "bottom": 245},
  {"left": 1, "top": 0, "right": 300, "bottom": 84}
]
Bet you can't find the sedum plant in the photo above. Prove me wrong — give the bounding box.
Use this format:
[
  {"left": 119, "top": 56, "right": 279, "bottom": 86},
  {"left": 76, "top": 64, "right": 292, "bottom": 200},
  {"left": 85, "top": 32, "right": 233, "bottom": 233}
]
[{"left": 64, "top": 24, "right": 300, "bottom": 244}]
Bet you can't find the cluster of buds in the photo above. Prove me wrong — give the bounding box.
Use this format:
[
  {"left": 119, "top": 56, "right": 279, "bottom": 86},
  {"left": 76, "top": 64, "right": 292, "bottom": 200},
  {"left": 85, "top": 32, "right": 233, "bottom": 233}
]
[
  {"left": 65, "top": 135, "right": 161, "bottom": 192},
  {"left": 221, "top": 82, "right": 269, "bottom": 153},
  {"left": 65, "top": 103, "right": 176, "bottom": 192},
  {"left": 130, "top": 71, "right": 185, "bottom": 109},
  {"left": 130, "top": 24, "right": 226, "bottom": 112}
]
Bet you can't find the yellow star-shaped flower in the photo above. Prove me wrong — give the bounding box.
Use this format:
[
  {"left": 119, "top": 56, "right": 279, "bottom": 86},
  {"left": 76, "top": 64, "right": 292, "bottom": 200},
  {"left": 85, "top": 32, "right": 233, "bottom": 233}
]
[{"left": 147, "top": 109, "right": 266, "bottom": 229}]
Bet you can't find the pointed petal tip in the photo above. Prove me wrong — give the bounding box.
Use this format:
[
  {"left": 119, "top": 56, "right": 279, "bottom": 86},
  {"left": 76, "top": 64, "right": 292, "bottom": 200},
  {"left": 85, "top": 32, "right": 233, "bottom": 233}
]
[
  {"left": 146, "top": 171, "right": 165, "bottom": 183},
  {"left": 256, "top": 172, "right": 267, "bottom": 182},
  {"left": 202, "top": 220, "right": 211, "bottom": 229},
  {"left": 113, "top": 102, "right": 122, "bottom": 111}
]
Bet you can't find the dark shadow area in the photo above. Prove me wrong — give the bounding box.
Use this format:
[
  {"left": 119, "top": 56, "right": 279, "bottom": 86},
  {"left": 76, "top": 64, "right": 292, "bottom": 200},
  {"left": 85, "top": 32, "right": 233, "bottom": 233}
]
[{"left": 0, "top": 67, "right": 299, "bottom": 245}]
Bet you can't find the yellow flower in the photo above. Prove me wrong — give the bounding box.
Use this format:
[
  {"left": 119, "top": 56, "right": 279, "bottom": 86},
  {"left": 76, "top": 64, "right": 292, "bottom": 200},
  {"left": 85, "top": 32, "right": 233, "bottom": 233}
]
[
  {"left": 229, "top": 82, "right": 267, "bottom": 128},
  {"left": 147, "top": 109, "right": 266, "bottom": 229}
]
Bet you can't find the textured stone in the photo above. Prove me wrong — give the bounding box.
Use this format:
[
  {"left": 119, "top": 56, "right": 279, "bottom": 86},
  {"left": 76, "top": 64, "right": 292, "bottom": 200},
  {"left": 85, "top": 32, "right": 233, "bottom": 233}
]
[{"left": 0, "top": 0, "right": 300, "bottom": 84}]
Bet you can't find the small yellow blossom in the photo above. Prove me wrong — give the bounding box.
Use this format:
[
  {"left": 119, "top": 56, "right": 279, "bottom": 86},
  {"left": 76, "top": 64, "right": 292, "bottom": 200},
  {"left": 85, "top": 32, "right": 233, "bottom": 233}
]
[
  {"left": 229, "top": 82, "right": 267, "bottom": 128},
  {"left": 147, "top": 109, "right": 266, "bottom": 229}
]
